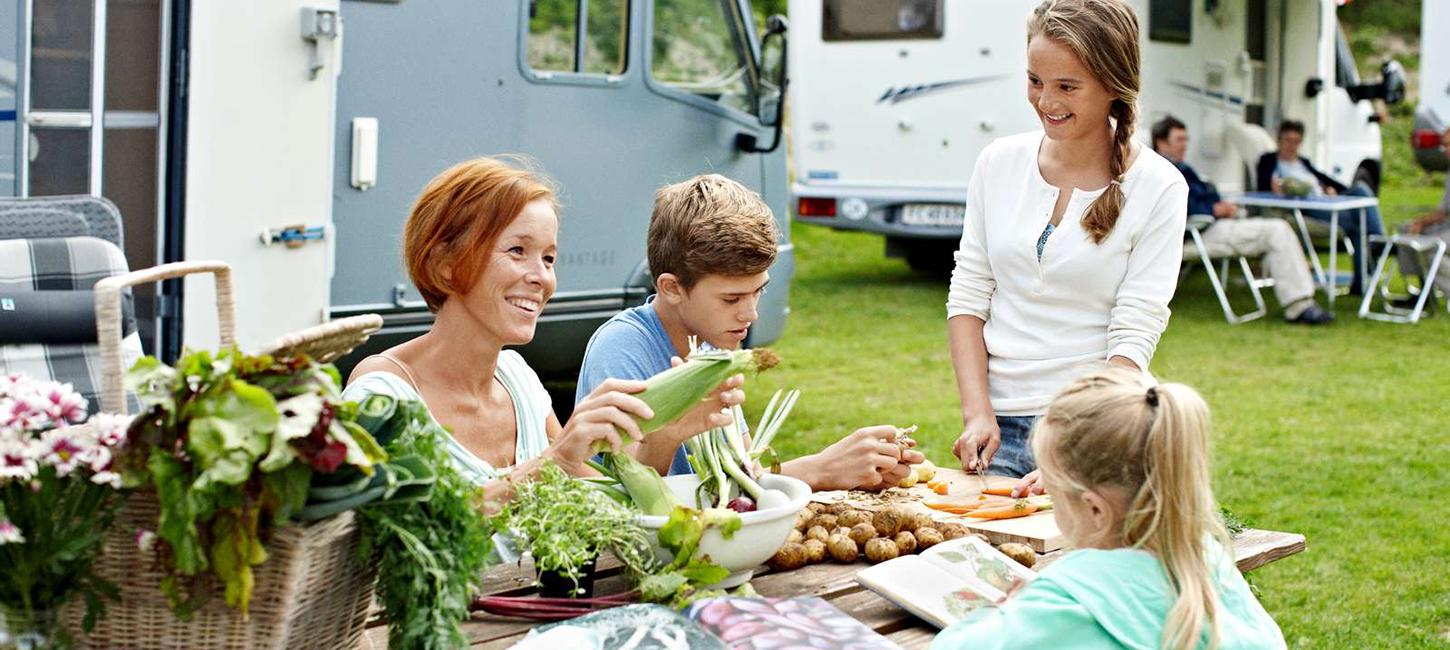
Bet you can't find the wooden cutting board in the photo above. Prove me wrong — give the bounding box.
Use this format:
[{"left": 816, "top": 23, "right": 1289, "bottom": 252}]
[{"left": 810, "top": 467, "right": 1066, "bottom": 553}]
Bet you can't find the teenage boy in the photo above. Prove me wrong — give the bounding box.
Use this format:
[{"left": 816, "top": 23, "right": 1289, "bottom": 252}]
[{"left": 577, "top": 174, "right": 924, "bottom": 490}]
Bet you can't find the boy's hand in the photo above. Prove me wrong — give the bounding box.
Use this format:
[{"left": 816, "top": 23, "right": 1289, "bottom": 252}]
[
  {"left": 783, "top": 426, "right": 922, "bottom": 491},
  {"left": 628, "top": 358, "right": 745, "bottom": 474},
  {"left": 653, "top": 356, "right": 745, "bottom": 444}
]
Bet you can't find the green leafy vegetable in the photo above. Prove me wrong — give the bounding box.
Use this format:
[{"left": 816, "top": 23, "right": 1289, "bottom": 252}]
[
  {"left": 353, "top": 398, "right": 496, "bottom": 650},
  {"left": 117, "top": 347, "right": 383, "bottom": 618}
]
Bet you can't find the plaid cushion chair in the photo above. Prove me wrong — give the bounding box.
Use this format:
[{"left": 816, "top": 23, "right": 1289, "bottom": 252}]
[
  {"left": 0, "top": 236, "right": 143, "bottom": 413},
  {"left": 0, "top": 195, "right": 125, "bottom": 248}
]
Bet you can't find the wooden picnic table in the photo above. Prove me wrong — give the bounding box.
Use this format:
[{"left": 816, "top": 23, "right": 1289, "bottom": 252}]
[{"left": 360, "top": 528, "right": 1305, "bottom": 649}]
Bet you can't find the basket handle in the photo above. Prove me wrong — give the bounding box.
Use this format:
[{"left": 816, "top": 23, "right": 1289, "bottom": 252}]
[{"left": 93, "top": 261, "right": 237, "bottom": 414}]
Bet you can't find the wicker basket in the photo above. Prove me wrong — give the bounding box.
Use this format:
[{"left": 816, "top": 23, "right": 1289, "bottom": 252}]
[
  {"left": 71, "top": 494, "right": 375, "bottom": 650},
  {"left": 60, "top": 261, "right": 383, "bottom": 649}
]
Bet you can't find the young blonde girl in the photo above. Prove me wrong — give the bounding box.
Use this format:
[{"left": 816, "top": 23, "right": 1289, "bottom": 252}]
[{"left": 932, "top": 369, "right": 1286, "bottom": 650}]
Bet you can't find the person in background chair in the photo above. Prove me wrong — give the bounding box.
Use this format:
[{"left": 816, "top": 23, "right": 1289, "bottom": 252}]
[
  {"left": 1256, "top": 120, "right": 1385, "bottom": 295},
  {"left": 1395, "top": 125, "right": 1450, "bottom": 298},
  {"left": 1153, "top": 117, "right": 1333, "bottom": 324}
]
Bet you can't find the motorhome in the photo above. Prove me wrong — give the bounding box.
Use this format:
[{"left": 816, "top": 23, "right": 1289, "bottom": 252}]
[
  {"left": 787, "top": 0, "right": 1405, "bottom": 268},
  {"left": 2, "top": 0, "right": 793, "bottom": 380},
  {"left": 1413, "top": 0, "right": 1448, "bottom": 171}
]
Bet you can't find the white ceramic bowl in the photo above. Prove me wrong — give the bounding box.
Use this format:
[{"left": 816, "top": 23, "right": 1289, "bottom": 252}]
[{"left": 636, "top": 473, "right": 812, "bottom": 588}]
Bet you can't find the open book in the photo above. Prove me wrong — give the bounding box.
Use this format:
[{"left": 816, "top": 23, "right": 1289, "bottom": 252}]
[{"left": 855, "top": 535, "right": 1037, "bottom": 629}]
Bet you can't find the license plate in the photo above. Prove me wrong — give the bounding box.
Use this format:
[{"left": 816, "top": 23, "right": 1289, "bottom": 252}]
[{"left": 900, "top": 203, "right": 965, "bottom": 227}]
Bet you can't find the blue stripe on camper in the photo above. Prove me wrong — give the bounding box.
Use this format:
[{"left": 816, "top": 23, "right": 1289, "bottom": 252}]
[
  {"left": 1167, "top": 82, "right": 1246, "bottom": 106},
  {"left": 0, "top": 110, "right": 17, "bottom": 122}
]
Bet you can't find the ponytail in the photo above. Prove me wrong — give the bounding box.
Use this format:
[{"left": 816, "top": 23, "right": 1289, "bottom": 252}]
[
  {"left": 1130, "top": 382, "right": 1228, "bottom": 650},
  {"left": 1032, "top": 370, "right": 1229, "bottom": 650}
]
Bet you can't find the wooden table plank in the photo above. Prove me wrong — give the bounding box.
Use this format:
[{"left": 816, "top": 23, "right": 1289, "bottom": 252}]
[
  {"left": 360, "top": 528, "right": 1306, "bottom": 648},
  {"left": 1231, "top": 528, "right": 1307, "bottom": 573}
]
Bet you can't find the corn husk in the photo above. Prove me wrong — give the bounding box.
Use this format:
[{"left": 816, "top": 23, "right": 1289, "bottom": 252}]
[{"left": 629, "top": 345, "right": 778, "bottom": 434}]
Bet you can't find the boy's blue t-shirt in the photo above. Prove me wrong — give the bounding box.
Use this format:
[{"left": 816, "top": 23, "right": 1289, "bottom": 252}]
[{"left": 576, "top": 299, "right": 694, "bottom": 475}]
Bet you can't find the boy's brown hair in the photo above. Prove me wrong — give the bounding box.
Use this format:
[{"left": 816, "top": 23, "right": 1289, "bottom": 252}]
[{"left": 646, "top": 174, "right": 779, "bottom": 289}]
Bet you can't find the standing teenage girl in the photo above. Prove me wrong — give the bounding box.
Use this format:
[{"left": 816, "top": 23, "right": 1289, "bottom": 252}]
[{"left": 947, "top": 0, "right": 1188, "bottom": 487}]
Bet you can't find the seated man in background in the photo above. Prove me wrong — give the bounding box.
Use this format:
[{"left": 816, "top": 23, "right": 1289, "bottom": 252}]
[
  {"left": 1256, "top": 119, "right": 1385, "bottom": 295},
  {"left": 1154, "top": 117, "right": 1333, "bottom": 324},
  {"left": 1395, "top": 125, "right": 1450, "bottom": 298}
]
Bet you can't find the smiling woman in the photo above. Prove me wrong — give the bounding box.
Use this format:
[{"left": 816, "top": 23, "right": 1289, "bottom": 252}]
[{"left": 340, "top": 156, "right": 660, "bottom": 508}]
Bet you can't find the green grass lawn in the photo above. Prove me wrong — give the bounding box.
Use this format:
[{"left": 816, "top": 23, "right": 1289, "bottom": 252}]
[{"left": 744, "top": 188, "right": 1449, "bottom": 647}]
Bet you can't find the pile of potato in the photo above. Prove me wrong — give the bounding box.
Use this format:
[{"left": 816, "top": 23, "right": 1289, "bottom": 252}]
[{"left": 767, "top": 502, "right": 981, "bottom": 571}]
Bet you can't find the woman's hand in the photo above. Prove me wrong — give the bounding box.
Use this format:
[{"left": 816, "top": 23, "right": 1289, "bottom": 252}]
[
  {"left": 1010, "top": 469, "right": 1047, "bottom": 497},
  {"left": 545, "top": 378, "right": 652, "bottom": 473},
  {"left": 952, "top": 416, "right": 1001, "bottom": 473}
]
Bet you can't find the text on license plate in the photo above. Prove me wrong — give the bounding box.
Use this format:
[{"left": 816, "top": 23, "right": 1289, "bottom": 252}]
[{"left": 900, "top": 203, "right": 965, "bottom": 227}]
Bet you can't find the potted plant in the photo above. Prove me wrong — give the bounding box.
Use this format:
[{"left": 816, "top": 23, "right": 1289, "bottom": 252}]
[
  {"left": 501, "top": 463, "right": 657, "bottom": 598},
  {"left": 0, "top": 375, "right": 129, "bottom": 649}
]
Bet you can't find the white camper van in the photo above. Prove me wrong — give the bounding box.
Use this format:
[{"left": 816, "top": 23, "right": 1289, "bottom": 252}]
[
  {"left": 2, "top": 0, "right": 793, "bottom": 381},
  {"left": 788, "top": 0, "right": 1404, "bottom": 268}
]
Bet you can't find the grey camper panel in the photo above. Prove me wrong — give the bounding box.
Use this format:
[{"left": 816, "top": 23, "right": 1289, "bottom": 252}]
[{"left": 329, "top": 0, "right": 793, "bottom": 380}]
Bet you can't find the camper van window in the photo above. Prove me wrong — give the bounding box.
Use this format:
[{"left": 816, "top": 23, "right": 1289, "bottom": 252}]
[
  {"left": 821, "top": 0, "right": 942, "bottom": 42},
  {"left": 1, "top": 0, "right": 16, "bottom": 194},
  {"left": 650, "top": 0, "right": 756, "bottom": 115},
  {"left": 1148, "top": 0, "right": 1191, "bottom": 44},
  {"left": 1334, "top": 27, "right": 1360, "bottom": 88},
  {"left": 528, "top": 0, "right": 629, "bottom": 76}
]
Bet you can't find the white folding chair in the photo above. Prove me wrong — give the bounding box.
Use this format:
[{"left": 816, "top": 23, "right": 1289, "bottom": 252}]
[
  {"left": 1358, "top": 234, "right": 1446, "bottom": 324},
  {"left": 1182, "top": 215, "right": 1270, "bottom": 324}
]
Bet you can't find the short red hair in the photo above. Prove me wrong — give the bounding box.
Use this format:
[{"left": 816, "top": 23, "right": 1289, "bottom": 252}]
[{"left": 403, "top": 156, "right": 559, "bottom": 311}]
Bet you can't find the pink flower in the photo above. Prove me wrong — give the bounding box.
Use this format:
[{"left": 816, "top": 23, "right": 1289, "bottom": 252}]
[
  {"left": 90, "top": 470, "right": 121, "bottom": 489},
  {"left": 40, "top": 430, "right": 87, "bottom": 477},
  {"left": 0, "top": 519, "right": 23, "bottom": 545},
  {"left": 42, "top": 384, "right": 87, "bottom": 424},
  {"left": 0, "top": 437, "right": 38, "bottom": 482},
  {"left": 89, "top": 413, "right": 131, "bottom": 448}
]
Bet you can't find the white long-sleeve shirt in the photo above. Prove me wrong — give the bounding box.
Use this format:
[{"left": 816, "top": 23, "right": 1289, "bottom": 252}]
[{"left": 946, "top": 131, "right": 1188, "bottom": 416}]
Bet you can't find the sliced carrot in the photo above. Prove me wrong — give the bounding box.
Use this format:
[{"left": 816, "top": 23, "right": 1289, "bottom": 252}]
[
  {"left": 981, "top": 488, "right": 1016, "bottom": 497},
  {"left": 966, "top": 501, "right": 1040, "bottom": 520},
  {"left": 932, "top": 482, "right": 950, "bottom": 495},
  {"left": 924, "top": 500, "right": 983, "bottom": 513}
]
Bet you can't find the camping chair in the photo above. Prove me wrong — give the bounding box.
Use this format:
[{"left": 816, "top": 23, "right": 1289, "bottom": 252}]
[
  {"left": 0, "top": 195, "right": 125, "bottom": 248},
  {"left": 1358, "top": 234, "right": 1446, "bottom": 324},
  {"left": 1181, "top": 214, "right": 1270, "bottom": 324},
  {"left": 0, "top": 195, "right": 144, "bottom": 412},
  {"left": 0, "top": 236, "right": 145, "bottom": 413}
]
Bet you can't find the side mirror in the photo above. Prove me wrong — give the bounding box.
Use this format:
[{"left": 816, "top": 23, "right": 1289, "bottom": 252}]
[
  {"left": 737, "top": 15, "right": 789, "bottom": 154},
  {"left": 1346, "top": 59, "right": 1407, "bottom": 104},
  {"left": 1378, "top": 59, "right": 1406, "bottom": 105},
  {"left": 1304, "top": 77, "right": 1324, "bottom": 99}
]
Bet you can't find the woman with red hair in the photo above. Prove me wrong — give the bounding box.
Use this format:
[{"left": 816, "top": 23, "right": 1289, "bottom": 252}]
[{"left": 344, "top": 156, "right": 741, "bottom": 507}]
